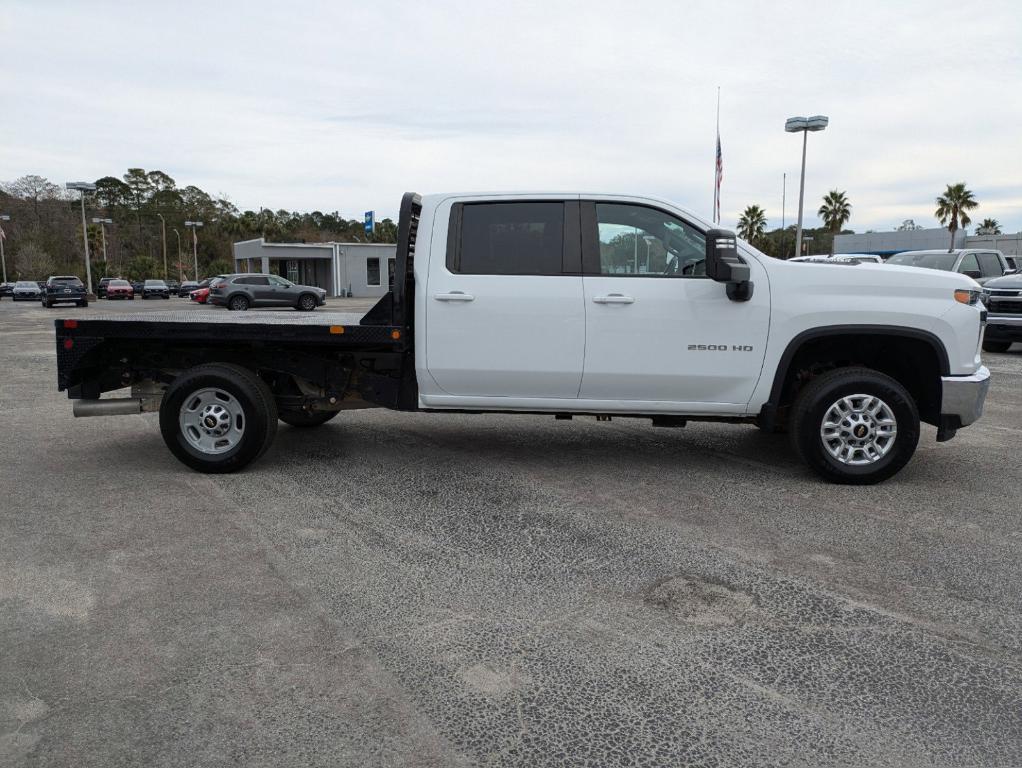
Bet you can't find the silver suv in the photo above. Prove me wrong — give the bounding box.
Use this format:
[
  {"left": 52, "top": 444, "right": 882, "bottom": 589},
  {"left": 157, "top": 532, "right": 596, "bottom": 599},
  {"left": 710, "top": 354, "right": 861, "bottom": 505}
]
[
  {"left": 886, "top": 249, "right": 1012, "bottom": 285},
  {"left": 209, "top": 274, "right": 327, "bottom": 311}
]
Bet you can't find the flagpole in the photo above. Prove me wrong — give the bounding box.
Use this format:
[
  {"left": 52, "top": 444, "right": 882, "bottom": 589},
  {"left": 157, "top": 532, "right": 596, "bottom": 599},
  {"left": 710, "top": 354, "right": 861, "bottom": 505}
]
[{"left": 714, "top": 86, "right": 720, "bottom": 223}]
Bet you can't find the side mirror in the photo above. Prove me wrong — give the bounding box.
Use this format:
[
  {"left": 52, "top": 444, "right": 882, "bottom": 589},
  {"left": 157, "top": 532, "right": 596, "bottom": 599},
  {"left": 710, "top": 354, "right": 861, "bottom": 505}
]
[
  {"left": 962, "top": 269, "right": 981, "bottom": 280},
  {"left": 705, "top": 229, "right": 753, "bottom": 301}
]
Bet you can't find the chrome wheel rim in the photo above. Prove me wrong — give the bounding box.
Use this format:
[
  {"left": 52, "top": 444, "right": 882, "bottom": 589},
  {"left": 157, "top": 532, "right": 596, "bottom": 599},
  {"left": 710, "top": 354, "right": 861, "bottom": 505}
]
[
  {"left": 300, "top": 296, "right": 314, "bottom": 309},
  {"left": 230, "top": 297, "right": 247, "bottom": 310},
  {"left": 179, "top": 387, "right": 245, "bottom": 455},
  {"left": 820, "top": 393, "right": 897, "bottom": 466}
]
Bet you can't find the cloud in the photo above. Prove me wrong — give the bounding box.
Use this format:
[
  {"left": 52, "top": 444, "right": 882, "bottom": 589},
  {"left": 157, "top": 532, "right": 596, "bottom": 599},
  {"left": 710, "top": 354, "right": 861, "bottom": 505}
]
[{"left": 1, "top": 0, "right": 1020, "bottom": 233}]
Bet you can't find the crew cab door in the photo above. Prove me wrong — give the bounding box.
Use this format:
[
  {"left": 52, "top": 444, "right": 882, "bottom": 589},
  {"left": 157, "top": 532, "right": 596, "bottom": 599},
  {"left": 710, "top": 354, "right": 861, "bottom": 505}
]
[
  {"left": 422, "top": 197, "right": 585, "bottom": 400},
  {"left": 578, "top": 200, "right": 770, "bottom": 409}
]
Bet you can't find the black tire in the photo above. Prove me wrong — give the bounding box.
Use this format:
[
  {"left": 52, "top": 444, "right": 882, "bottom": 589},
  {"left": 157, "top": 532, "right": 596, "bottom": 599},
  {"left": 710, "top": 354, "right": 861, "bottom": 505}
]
[
  {"left": 982, "top": 340, "right": 1011, "bottom": 353},
  {"left": 789, "top": 366, "right": 919, "bottom": 485},
  {"left": 228, "top": 294, "right": 249, "bottom": 311},
  {"left": 42, "top": 299, "right": 51, "bottom": 308},
  {"left": 296, "top": 293, "right": 317, "bottom": 311},
  {"left": 79, "top": 300, "right": 88, "bottom": 308},
  {"left": 159, "top": 363, "right": 278, "bottom": 473},
  {"left": 279, "top": 410, "right": 339, "bottom": 428}
]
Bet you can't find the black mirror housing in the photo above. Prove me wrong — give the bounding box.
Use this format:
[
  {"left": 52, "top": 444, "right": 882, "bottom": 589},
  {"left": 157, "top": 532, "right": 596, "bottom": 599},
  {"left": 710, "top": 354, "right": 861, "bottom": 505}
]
[{"left": 705, "top": 228, "right": 753, "bottom": 301}]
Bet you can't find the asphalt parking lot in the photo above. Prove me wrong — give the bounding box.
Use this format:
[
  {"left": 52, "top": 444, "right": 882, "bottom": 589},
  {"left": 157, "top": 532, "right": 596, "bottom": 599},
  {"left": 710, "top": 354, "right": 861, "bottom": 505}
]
[{"left": 1, "top": 296, "right": 1021, "bottom": 767}]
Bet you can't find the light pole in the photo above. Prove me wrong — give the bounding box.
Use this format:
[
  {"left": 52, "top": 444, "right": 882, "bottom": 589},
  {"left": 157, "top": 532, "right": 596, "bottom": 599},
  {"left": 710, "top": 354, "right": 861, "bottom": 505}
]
[
  {"left": 172, "top": 228, "right": 182, "bottom": 282},
  {"left": 0, "top": 214, "right": 9, "bottom": 283},
  {"left": 66, "top": 182, "right": 97, "bottom": 294},
  {"left": 784, "top": 115, "right": 828, "bottom": 263},
  {"left": 156, "top": 213, "right": 168, "bottom": 280},
  {"left": 91, "top": 217, "right": 112, "bottom": 263},
  {"left": 642, "top": 235, "right": 656, "bottom": 272},
  {"left": 184, "top": 221, "right": 203, "bottom": 280}
]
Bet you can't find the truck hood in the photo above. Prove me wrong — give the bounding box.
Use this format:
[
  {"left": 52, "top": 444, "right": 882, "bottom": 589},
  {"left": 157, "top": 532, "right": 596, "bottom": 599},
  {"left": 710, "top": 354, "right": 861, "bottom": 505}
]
[{"left": 983, "top": 273, "right": 1022, "bottom": 290}]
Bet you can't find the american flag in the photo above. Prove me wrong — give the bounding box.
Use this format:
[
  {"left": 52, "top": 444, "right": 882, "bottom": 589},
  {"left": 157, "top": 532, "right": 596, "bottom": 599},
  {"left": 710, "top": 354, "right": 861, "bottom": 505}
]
[{"left": 713, "top": 133, "right": 723, "bottom": 224}]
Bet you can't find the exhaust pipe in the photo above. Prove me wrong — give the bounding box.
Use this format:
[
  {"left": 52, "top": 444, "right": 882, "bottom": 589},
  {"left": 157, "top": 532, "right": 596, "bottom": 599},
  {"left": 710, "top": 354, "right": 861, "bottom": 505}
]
[{"left": 73, "top": 398, "right": 144, "bottom": 417}]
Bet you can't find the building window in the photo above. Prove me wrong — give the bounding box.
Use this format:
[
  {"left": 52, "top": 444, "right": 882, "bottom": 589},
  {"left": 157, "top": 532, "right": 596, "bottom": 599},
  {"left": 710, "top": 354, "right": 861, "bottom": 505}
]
[
  {"left": 367, "top": 257, "right": 381, "bottom": 286},
  {"left": 286, "top": 260, "right": 299, "bottom": 283}
]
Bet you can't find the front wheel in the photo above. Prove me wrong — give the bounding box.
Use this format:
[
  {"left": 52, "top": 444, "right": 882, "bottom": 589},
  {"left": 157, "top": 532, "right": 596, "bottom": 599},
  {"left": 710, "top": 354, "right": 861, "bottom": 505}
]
[
  {"left": 790, "top": 367, "right": 919, "bottom": 485},
  {"left": 279, "top": 410, "right": 339, "bottom": 427},
  {"left": 296, "top": 293, "right": 318, "bottom": 311},
  {"left": 982, "top": 340, "right": 1012, "bottom": 353},
  {"left": 159, "top": 363, "right": 278, "bottom": 473}
]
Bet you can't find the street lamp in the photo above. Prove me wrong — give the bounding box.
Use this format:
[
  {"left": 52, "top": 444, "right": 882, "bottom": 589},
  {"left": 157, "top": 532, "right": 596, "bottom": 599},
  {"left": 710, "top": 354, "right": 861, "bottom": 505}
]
[
  {"left": 184, "top": 221, "right": 203, "bottom": 280},
  {"left": 91, "top": 217, "right": 113, "bottom": 263},
  {"left": 156, "top": 213, "right": 168, "bottom": 281},
  {"left": 66, "top": 182, "right": 97, "bottom": 294},
  {"left": 784, "top": 115, "right": 829, "bottom": 261},
  {"left": 172, "top": 228, "right": 182, "bottom": 282},
  {"left": 0, "top": 214, "right": 10, "bottom": 283}
]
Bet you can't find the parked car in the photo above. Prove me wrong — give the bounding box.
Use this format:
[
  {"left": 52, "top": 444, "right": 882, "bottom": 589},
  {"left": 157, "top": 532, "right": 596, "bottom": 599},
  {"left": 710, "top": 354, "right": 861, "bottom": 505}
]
[
  {"left": 886, "top": 249, "right": 1011, "bottom": 285},
  {"left": 208, "top": 274, "right": 327, "bottom": 311},
  {"left": 981, "top": 272, "right": 1022, "bottom": 353},
  {"left": 12, "top": 280, "right": 42, "bottom": 301},
  {"left": 0, "top": 282, "right": 14, "bottom": 299},
  {"left": 167, "top": 280, "right": 180, "bottom": 295},
  {"left": 1005, "top": 256, "right": 1019, "bottom": 273},
  {"left": 130, "top": 281, "right": 145, "bottom": 296},
  {"left": 42, "top": 275, "right": 88, "bottom": 308},
  {"left": 141, "top": 279, "right": 170, "bottom": 299},
  {"left": 105, "top": 279, "right": 134, "bottom": 300},
  {"left": 178, "top": 280, "right": 199, "bottom": 297},
  {"left": 190, "top": 287, "right": 209, "bottom": 303},
  {"left": 97, "top": 276, "right": 120, "bottom": 299}
]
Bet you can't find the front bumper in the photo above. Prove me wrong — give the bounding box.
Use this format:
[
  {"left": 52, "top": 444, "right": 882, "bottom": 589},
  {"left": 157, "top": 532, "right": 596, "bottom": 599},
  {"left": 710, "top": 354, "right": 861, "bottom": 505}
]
[
  {"left": 940, "top": 366, "right": 990, "bottom": 434},
  {"left": 984, "top": 315, "right": 1022, "bottom": 342}
]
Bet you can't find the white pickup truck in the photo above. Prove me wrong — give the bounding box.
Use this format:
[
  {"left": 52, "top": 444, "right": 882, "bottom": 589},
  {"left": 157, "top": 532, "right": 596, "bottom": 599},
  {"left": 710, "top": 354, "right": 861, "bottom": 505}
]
[{"left": 55, "top": 192, "right": 990, "bottom": 484}]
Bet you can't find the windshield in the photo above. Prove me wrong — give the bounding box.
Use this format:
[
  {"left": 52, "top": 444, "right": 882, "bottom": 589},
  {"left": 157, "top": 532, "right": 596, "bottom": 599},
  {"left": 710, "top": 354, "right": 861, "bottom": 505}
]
[
  {"left": 886, "top": 252, "right": 957, "bottom": 270},
  {"left": 16, "top": 281, "right": 37, "bottom": 288},
  {"left": 111, "top": 280, "right": 130, "bottom": 286},
  {"left": 145, "top": 280, "right": 166, "bottom": 287}
]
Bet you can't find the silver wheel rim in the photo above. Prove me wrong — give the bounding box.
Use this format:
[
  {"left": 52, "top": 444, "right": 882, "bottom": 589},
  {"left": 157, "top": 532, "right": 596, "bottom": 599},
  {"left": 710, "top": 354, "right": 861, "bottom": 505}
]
[
  {"left": 300, "top": 296, "right": 314, "bottom": 309},
  {"left": 179, "top": 387, "right": 246, "bottom": 455},
  {"left": 231, "top": 297, "right": 247, "bottom": 310},
  {"left": 820, "top": 393, "right": 897, "bottom": 466}
]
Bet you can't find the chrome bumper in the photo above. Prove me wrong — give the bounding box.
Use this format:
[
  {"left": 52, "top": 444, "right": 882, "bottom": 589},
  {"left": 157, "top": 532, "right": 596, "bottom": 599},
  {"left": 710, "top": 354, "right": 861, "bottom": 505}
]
[{"left": 941, "top": 366, "right": 990, "bottom": 427}]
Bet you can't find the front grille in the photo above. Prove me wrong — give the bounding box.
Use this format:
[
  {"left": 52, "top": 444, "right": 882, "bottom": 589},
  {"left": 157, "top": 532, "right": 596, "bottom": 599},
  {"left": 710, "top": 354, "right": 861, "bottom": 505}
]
[{"left": 989, "top": 299, "right": 1022, "bottom": 315}]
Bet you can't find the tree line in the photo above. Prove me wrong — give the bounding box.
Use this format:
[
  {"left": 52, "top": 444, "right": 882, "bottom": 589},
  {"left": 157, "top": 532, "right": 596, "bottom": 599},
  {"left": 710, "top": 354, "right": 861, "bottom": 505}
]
[
  {"left": 0, "top": 170, "right": 397, "bottom": 282},
  {"left": 735, "top": 183, "right": 1002, "bottom": 258}
]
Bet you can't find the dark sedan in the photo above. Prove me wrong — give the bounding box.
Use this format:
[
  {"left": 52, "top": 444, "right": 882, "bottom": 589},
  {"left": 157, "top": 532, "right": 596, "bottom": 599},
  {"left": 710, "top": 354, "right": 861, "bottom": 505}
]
[
  {"left": 0, "top": 282, "right": 14, "bottom": 299},
  {"left": 141, "top": 279, "right": 171, "bottom": 299},
  {"left": 178, "top": 280, "right": 199, "bottom": 297}
]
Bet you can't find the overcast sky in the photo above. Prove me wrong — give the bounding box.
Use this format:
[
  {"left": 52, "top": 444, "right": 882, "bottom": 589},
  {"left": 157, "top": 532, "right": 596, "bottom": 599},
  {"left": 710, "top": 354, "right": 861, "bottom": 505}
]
[{"left": 2, "top": 0, "right": 1020, "bottom": 233}]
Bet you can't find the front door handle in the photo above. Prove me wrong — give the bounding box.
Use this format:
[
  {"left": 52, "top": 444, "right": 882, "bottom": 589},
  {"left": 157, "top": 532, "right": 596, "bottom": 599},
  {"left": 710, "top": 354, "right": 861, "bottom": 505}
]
[
  {"left": 592, "top": 294, "right": 635, "bottom": 304},
  {"left": 434, "top": 291, "right": 475, "bottom": 302}
]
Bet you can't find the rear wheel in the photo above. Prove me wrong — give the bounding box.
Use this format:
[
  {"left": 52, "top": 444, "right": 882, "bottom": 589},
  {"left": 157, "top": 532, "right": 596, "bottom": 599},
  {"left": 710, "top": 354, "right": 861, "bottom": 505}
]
[
  {"left": 790, "top": 367, "right": 919, "bottom": 485},
  {"left": 228, "top": 294, "right": 250, "bottom": 311},
  {"left": 160, "top": 363, "right": 278, "bottom": 473},
  {"left": 296, "top": 293, "right": 318, "bottom": 311},
  {"left": 79, "top": 300, "right": 88, "bottom": 307},
  {"left": 982, "top": 340, "right": 1012, "bottom": 353},
  {"left": 279, "top": 410, "right": 339, "bottom": 427}
]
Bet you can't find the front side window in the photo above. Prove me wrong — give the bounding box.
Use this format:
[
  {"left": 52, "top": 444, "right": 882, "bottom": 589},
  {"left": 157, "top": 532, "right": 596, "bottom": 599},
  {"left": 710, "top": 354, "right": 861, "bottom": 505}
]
[
  {"left": 958, "top": 253, "right": 980, "bottom": 274},
  {"left": 452, "top": 202, "right": 565, "bottom": 275},
  {"left": 594, "top": 203, "right": 706, "bottom": 277},
  {"left": 367, "top": 257, "right": 381, "bottom": 286},
  {"left": 268, "top": 275, "right": 292, "bottom": 287}
]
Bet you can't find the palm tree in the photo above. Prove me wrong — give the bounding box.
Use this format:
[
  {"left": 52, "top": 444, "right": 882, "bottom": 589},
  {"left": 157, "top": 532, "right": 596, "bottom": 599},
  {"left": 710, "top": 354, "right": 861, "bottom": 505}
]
[
  {"left": 935, "top": 183, "right": 978, "bottom": 251},
  {"left": 975, "top": 218, "right": 1001, "bottom": 236},
  {"left": 818, "top": 190, "right": 851, "bottom": 255},
  {"left": 737, "top": 205, "right": 767, "bottom": 245}
]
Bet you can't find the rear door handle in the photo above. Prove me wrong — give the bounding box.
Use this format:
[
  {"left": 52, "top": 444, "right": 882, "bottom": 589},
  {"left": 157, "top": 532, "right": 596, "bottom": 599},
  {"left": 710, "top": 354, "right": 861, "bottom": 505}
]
[
  {"left": 434, "top": 292, "right": 475, "bottom": 302},
  {"left": 592, "top": 294, "right": 635, "bottom": 304}
]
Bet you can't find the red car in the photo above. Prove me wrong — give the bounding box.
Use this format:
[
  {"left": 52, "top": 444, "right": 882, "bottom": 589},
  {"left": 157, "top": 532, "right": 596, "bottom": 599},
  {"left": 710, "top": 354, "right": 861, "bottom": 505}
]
[
  {"left": 190, "top": 287, "right": 210, "bottom": 304},
  {"left": 105, "top": 279, "right": 134, "bottom": 300}
]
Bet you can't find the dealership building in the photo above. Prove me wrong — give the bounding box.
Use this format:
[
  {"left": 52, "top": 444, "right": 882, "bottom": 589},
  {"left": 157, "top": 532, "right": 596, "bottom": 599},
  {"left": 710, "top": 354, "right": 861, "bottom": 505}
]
[
  {"left": 834, "top": 228, "right": 1022, "bottom": 257},
  {"left": 232, "top": 238, "right": 397, "bottom": 298}
]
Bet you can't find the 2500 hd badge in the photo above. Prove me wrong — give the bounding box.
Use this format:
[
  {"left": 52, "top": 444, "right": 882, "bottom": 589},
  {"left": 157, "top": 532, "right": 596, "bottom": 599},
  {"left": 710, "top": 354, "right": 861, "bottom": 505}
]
[{"left": 688, "top": 344, "right": 755, "bottom": 351}]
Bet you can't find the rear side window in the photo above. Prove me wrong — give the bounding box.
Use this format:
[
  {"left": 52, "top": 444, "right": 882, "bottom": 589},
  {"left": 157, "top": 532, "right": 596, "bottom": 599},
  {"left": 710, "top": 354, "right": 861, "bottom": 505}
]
[
  {"left": 976, "top": 252, "right": 1003, "bottom": 277},
  {"left": 449, "top": 202, "right": 566, "bottom": 275},
  {"left": 235, "top": 276, "right": 269, "bottom": 286}
]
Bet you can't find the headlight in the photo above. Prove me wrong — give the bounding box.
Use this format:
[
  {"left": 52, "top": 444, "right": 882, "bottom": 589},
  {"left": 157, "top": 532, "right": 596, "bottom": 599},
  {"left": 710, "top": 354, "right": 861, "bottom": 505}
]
[{"left": 954, "top": 288, "right": 983, "bottom": 305}]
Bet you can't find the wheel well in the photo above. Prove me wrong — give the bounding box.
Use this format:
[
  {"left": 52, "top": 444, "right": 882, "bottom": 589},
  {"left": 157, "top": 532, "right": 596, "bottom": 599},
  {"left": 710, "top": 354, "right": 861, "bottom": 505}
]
[{"left": 767, "top": 330, "right": 946, "bottom": 428}]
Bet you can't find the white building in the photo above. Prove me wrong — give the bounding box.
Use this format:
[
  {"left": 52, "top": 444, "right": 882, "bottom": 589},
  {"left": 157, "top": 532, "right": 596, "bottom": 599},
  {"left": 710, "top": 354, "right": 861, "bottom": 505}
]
[{"left": 232, "top": 238, "right": 397, "bottom": 298}]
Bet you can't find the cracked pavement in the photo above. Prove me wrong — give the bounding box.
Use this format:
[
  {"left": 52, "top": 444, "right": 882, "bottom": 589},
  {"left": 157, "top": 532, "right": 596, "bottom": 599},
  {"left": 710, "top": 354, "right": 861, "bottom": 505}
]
[{"left": 2, "top": 298, "right": 1021, "bottom": 766}]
